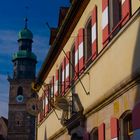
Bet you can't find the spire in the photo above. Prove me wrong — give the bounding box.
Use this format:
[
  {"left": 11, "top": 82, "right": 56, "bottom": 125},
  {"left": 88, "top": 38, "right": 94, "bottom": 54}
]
[
  {"left": 24, "top": 17, "right": 28, "bottom": 29},
  {"left": 18, "top": 17, "right": 33, "bottom": 40},
  {"left": 24, "top": 6, "right": 29, "bottom": 29}
]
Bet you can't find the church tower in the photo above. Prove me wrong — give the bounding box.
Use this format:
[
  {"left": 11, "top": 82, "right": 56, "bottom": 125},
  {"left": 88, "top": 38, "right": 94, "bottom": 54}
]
[{"left": 8, "top": 19, "right": 37, "bottom": 140}]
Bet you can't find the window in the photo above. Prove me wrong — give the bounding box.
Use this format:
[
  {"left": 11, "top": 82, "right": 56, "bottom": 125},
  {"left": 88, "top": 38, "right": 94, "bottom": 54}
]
[
  {"left": 54, "top": 70, "right": 59, "bottom": 96},
  {"left": 70, "top": 45, "right": 75, "bottom": 84},
  {"left": 58, "top": 65, "right": 62, "bottom": 95},
  {"left": 61, "top": 58, "right": 66, "bottom": 95},
  {"left": 120, "top": 111, "right": 133, "bottom": 140},
  {"left": 102, "top": 0, "right": 131, "bottom": 46},
  {"left": 109, "top": 0, "right": 121, "bottom": 37},
  {"left": 85, "top": 18, "right": 92, "bottom": 66},
  {"left": 15, "top": 112, "right": 23, "bottom": 127},
  {"left": 47, "top": 78, "right": 54, "bottom": 111},
  {"left": 17, "top": 86, "right": 23, "bottom": 96},
  {"left": 50, "top": 77, "right": 54, "bottom": 98},
  {"left": 90, "top": 127, "right": 98, "bottom": 140},
  {"left": 39, "top": 97, "right": 44, "bottom": 121}
]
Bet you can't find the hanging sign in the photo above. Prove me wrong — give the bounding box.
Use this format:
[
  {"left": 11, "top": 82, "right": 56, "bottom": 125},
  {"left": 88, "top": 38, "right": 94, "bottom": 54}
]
[
  {"left": 31, "top": 82, "right": 41, "bottom": 92},
  {"left": 54, "top": 96, "right": 69, "bottom": 111}
]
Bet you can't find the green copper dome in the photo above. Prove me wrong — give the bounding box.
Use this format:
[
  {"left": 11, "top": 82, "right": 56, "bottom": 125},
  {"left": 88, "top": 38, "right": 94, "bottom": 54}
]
[
  {"left": 18, "top": 28, "right": 33, "bottom": 40},
  {"left": 12, "top": 50, "right": 37, "bottom": 61}
]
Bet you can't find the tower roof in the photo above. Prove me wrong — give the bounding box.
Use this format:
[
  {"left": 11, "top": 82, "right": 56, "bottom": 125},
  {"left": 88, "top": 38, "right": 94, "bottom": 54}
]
[
  {"left": 12, "top": 50, "right": 37, "bottom": 61},
  {"left": 18, "top": 28, "right": 33, "bottom": 40},
  {"left": 18, "top": 18, "right": 33, "bottom": 40}
]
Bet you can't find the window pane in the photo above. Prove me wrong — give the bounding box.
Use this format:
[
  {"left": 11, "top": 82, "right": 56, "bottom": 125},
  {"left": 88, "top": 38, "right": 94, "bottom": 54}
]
[
  {"left": 70, "top": 45, "right": 75, "bottom": 84},
  {"left": 85, "top": 19, "right": 92, "bottom": 66},
  {"left": 58, "top": 65, "right": 62, "bottom": 94},
  {"left": 109, "top": 0, "right": 121, "bottom": 36}
]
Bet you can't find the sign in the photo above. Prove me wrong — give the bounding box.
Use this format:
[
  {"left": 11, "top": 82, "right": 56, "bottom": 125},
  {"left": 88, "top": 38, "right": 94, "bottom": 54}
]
[
  {"left": 31, "top": 82, "right": 41, "bottom": 92},
  {"left": 54, "top": 96, "right": 69, "bottom": 111}
]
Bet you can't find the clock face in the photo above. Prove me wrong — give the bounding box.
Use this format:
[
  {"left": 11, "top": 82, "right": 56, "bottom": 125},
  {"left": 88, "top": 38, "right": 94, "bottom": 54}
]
[{"left": 16, "top": 95, "right": 24, "bottom": 103}]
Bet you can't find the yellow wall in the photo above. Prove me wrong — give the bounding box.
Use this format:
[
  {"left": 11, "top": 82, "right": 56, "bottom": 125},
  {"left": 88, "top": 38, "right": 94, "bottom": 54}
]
[
  {"left": 37, "top": 0, "right": 140, "bottom": 139},
  {"left": 76, "top": 16, "right": 139, "bottom": 111}
]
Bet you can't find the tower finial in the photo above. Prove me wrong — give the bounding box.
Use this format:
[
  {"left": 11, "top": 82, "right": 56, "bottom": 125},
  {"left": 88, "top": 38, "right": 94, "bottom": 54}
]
[
  {"left": 24, "top": 17, "right": 28, "bottom": 28},
  {"left": 24, "top": 6, "right": 29, "bottom": 28}
]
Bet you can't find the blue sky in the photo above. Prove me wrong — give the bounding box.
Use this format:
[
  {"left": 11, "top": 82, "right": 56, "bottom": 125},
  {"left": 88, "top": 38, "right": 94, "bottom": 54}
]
[{"left": 0, "top": 0, "right": 70, "bottom": 118}]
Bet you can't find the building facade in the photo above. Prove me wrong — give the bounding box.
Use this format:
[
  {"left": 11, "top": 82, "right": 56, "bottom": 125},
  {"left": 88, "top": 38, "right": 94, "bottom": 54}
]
[
  {"left": 8, "top": 20, "right": 37, "bottom": 140},
  {"left": 0, "top": 117, "right": 8, "bottom": 140},
  {"left": 36, "top": 0, "right": 140, "bottom": 140}
]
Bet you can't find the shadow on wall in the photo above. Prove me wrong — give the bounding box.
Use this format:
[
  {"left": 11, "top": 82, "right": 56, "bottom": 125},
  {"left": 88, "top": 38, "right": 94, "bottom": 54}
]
[
  {"left": 132, "top": 18, "right": 140, "bottom": 139},
  {"left": 132, "top": 22, "right": 140, "bottom": 104}
]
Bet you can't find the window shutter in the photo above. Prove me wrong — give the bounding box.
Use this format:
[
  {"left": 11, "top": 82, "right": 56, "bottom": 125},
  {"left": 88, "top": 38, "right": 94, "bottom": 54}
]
[
  {"left": 98, "top": 123, "right": 105, "bottom": 140},
  {"left": 51, "top": 76, "right": 54, "bottom": 98},
  {"left": 37, "top": 99, "right": 41, "bottom": 124},
  {"left": 38, "top": 98, "right": 41, "bottom": 123},
  {"left": 74, "top": 38, "right": 79, "bottom": 80},
  {"left": 110, "top": 117, "right": 118, "bottom": 140},
  {"left": 102, "top": 0, "right": 109, "bottom": 47},
  {"left": 49, "top": 77, "right": 54, "bottom": 110},
  {"left": 78, "top": 28, "right": 84, "bottom": 73},
  {"left": 121, "top": 0, "right": 130, "bottom": 26},
  {"left": 40, "top": 97, "right": 44, "bottom": 121},
  {"left": 43, "top": 94, "right": 45, "bottom": 117},
  {"left": 132, "top": 102, "right": 140, "bottom": 139},
  {"left": 45, "top": 87, "right": 49, "bottom": 114},
  {"left": 45, "top": 94, "right": 48, "bottom": 114},
  {"left": 54, "top": 70, "right": 59, "bottom": 96},
  {"left": 38, "top": 113, "right": 41, "bottom": 123},
  {"left": 65, "top": 51, "right": 70, "bottom": 91},
  {"left": 92, "top": 6, "right": 97, "bottom": 60},
  {"left": 62, "top": 59, "right": 65, "bottom": 95}
]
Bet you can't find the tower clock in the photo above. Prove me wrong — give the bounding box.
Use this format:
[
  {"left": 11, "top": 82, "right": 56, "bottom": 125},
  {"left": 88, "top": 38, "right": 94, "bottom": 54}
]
[{"left": 8, "top": 18, "right": 37, "bottom": 140}]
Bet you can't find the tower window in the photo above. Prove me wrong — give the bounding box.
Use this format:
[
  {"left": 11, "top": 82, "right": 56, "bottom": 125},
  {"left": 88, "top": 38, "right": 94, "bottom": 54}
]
[
  {"left": 15, "top": 112, "right": 23, "bottom": 127},
  {"left": 17, "top": 86, "right": 23, "bottom": 96}
]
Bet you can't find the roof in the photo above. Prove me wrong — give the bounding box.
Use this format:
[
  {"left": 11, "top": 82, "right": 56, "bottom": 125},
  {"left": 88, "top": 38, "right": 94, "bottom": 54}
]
[
  {"left": 12, "top": 50, "right": 37, "bottom": 61},
  {"left": 18, "top": 28, "right": 33, "bottom": 40},
  {"left": 58, "top": 7, "right": 69, "bottom": 27},
  {"left": 1, "top": 117, "right": 8, "bottom": 126},
  {"left": 49, "top": 28, "right": 58, "bottom": 46},
  {"left": 37, "top": 0, "right": 90, "bottom": 83}
]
